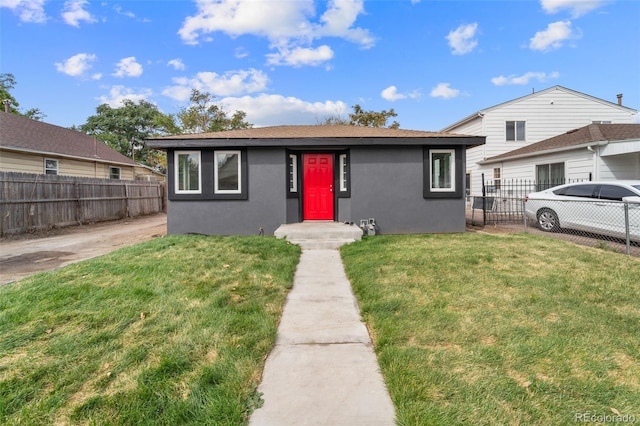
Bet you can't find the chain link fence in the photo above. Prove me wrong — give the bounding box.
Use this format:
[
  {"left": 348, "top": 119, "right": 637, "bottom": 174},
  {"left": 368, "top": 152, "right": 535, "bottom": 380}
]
[
  {"left": 524, "top": 197, "right": 640, "bottom": 255},
  {"left": 468, "top": 195, "right": 640, "bottom": 256}
]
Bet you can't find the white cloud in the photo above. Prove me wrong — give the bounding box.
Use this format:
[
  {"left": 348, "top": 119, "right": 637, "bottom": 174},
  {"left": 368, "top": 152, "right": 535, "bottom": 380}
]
[
  {"left": 168, "top": 58, "right": 186, "bottom": 70},
  {"left": 430, "top": 83, "right": 460, "bottom": 99},
  {"left": 382, "top": 86, "right": 405, "bottom": 101},
  {"left": 114, "top": 5, "right": 135, "bottom": 18},
  {"left": 316, "top": 0, "right": 375, "bottom": 48},
  {"left": 178, "top": 0, "right": 374, "bottom": 66},
  {"left": 113, "top": 57, "right": 143, "bottom": 78},
  {"left": 491, "top": 71, "right": 560, "bottom": 86},
  {"left": 97, "top": 86, "right": 153, "bottom": 107},
  {"left": 540, "top": 0, "right": 607, "bottom": 17},
  {"left": 162, "top": 68, "right": 269, "bottom": 101},
  {"left": 220, "top": 94, "right": 348, "bottom": 127},
  {"left": 178, "top": 0, "right": 316, "bottom": 44},
  {"left": 266, "top": 45, "right": 334, "bottom": 67},
  {"left": 55, "top": 53, "right": 96, "bottom": 77},
  {"left": 61, "top": 0, "right": 95, "bottom": 27},
  {"left": 529, "top": 20, "right": 576, "bottom": 51},
  {"left": 446, "top": 23, "right": 478, "bottom": 55},
  {"left": 235, "top": 47, "right": 249, "bottom": 59},
  {"left": 381, "top": 85, "right": 421, "bottom": 102},
  {"left": 0, "top": 0, "right": 47, "bottom": 23}
]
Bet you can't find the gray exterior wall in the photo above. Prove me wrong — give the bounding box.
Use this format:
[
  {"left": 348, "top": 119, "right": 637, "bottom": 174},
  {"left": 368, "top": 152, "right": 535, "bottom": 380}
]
[
  {"left": 346, "top": 147, "right": 466, "bottom": 234},
  {"left": 167, "top": 145, "right": 467, "bottom": 236},
  {"left": 167, "top": 148, "right": 286, "bottom": 236}
]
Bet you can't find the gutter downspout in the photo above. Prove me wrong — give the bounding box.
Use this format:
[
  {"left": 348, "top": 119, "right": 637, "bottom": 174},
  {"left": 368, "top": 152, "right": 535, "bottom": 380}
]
[
  {"left": 586, "top": 146, "right": 597, "bottom": 180},
  {"left": 586, "top": 140, "right": 609, "bottom": 181}
]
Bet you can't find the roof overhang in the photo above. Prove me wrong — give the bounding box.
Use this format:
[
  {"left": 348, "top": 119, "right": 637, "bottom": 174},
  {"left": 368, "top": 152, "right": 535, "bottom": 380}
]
[
  {"left": 600, "top": 139, "right": 640, "bottom": 157},
  {"left": 0, "top": 145, "right": 137, "bottom": 168},
  {"left": 440, "top": 112, "right": 484, "bottom": 132},
  {"left": 479, "top": 137, "right": 640, "bottom": 164},
  {"left": 147, "top": 136, "right": 485, "bottom": 150},
  {"left": 478, "top": 141, "right": 605, "bottom": 165}
]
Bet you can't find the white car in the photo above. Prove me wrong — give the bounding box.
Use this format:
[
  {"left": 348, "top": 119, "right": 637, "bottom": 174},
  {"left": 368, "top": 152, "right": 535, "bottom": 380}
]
[{"left": 524, "top": 181, "right": 640, "bottom": 242}]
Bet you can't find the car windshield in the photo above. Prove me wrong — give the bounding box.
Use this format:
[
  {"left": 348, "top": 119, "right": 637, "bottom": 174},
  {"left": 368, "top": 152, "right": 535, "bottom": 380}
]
[{"left": 632, "top": 184, "right": 640, "bottom": 192}]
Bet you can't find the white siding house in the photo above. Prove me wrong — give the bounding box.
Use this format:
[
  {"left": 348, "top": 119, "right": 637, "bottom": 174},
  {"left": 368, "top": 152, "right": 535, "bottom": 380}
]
[
  {"left": 481, "top": 124, "right": 640, "bottom": 187},
  {"left": 441, "top": 86, "right": 638, "bottom": 195}
]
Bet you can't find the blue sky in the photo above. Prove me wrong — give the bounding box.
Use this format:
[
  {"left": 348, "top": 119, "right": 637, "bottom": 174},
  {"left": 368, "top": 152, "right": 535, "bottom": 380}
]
[{"left": 1, "top": 0, "right": 639, "bottom": 131}]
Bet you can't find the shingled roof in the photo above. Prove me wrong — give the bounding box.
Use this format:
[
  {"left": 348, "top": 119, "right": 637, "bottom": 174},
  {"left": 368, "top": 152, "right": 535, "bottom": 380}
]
[
  {"left": 0, "top": 112, "right": 136, "bottom": 165},
  {"left": 481, "top": 123, "right": 640, "bottom": 164},
  {"left": 147, "top": 124, "right": 485, "bottom": 149}
]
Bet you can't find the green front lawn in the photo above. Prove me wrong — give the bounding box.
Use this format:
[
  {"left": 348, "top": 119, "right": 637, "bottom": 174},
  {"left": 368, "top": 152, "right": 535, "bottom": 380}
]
[
  {"left": 3, "top": 231, "right": 639, "bottom": 425},
  {"left": 341, "top": 233, "right": 640, "bottom": 425},
  {"left": 0, "top": 236, "right": 300, "bottom": 425}
]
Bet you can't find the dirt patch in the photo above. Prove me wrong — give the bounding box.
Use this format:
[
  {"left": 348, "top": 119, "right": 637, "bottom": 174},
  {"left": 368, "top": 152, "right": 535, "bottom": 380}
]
[
  {"left": 0, "top": 214, "right": 166, "bottom": 285},
  {"left": 0, "top": 251, "right": 75, "bottom": 275}
]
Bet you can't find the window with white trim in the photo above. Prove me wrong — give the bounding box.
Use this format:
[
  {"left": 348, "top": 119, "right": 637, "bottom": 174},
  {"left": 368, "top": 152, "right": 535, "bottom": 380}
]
[
  {"left": 339, "top": 153, "right": 348, "bottom": 192},
  {"left": 288, "top": 154, "right": 297, "bottom": 192},
  {"left": 430, "top": 149, "right": 455, "bottom": 192},
  {"left": 110, "top": 167, "right": 121, "bottom": 179},
  {"left": 44, "top": 158, "right": 58, "bottom": 175},
  {"left": 175, "top": 151, "right": 201, "bottom": 194},
  {"left": 493, "top": 167, "right": 501, "bottom": 190},
  {"left": 536, "top": 162, "right": 565, "bottom": 190},
  {"left": 215, "top": 150, "right": 241, "bottom": 194},
  {"left": 506, "top": 121, "right": 525, "bottom": 141}
]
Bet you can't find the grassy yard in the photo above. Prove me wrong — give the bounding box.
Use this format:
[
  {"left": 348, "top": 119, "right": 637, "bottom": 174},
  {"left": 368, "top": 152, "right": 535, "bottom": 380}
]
[
  {"left": 0, "top": 235, "right": 300, "bottom": 425},
  {"left": 341, "top": 232, "right": 640, "bottom": 425}
]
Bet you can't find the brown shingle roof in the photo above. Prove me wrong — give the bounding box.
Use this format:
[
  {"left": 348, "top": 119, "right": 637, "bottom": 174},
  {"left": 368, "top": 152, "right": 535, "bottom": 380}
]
[
  {"left": 147, "top": 125, "right": 485, "bottom": 149},
  {"left": 0, "top": 112, "right": 136, "bottom": 165},
  {"left": 482, "top": 124, "right": 640, "bottom": 163}
]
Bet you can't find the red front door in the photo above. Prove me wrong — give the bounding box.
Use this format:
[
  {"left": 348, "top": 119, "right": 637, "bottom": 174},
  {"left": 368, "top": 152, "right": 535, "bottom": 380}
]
[{"left": 303, "top": 154, "right": 334, "bottom": 220}]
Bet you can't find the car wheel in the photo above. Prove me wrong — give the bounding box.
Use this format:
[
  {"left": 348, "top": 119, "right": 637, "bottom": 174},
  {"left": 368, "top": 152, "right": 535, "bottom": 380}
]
[{"left": 537, "top": 208, "right": 560, "bottom": 232}]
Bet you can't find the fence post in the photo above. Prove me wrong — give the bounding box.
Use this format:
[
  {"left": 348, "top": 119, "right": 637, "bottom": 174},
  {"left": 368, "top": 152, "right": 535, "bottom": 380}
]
[
  {"left": 74, "top": 181, "right": 82, "bottom": 224},
  {"left": 124, "top": 182, "right": 130, "bottom": 218},
  {"left": 523, "top": 199, "right": 527, "bottom": 232},
  {"left": 481, "top": 173, "right": 486, "bottom": 226},
  {"left": 624, "top": 202, "right": 630, "bottom": 255}
]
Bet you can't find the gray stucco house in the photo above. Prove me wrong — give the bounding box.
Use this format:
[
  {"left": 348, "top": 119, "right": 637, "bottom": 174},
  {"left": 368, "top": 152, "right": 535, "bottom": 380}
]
[{"left": 147, "top": 125, "right": 485, "bottom": 235}]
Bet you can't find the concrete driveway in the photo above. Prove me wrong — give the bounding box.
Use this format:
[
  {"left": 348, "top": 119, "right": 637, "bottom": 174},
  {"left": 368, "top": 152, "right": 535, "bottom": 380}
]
[{"left": 0, "top": 214, "right": 167, "bottom": 285}]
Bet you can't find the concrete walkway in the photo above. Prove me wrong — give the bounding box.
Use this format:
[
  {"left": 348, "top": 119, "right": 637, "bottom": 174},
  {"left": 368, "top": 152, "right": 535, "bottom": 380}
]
[{"left": 249, "top": 227, "right": 396, "bottom": 425}]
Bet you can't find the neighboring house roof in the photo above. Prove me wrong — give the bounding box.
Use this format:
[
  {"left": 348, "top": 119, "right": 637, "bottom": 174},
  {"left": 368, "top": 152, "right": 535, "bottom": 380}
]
[
  {"left": 0, "top": 112, "right": 136, "bottom": 166},
  {"left": 147, "top": 125, "right": 485, "bottom": 149},
  {"left": 441, "top": 86, "right": 638, "bottom": 132},
  {"left": 479, "top": 124, "right": 640, "bottom": 164}
]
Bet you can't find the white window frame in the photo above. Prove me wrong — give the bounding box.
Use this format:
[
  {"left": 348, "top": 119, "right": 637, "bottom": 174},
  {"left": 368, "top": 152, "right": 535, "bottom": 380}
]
[
  {"left": 214, "top": 150, "right": 242, "bottom": 194},
  {"left": 339, "top": 153, "right": 348, "bottom": 192},
  {"left": 289, "top": 154, "right": 298, "bottom": 192},
  {"left": 493, "top": 167, "right": 501, "bottom": 190},
  {"left": 175, "top": 150, "right": 202, "bottom": 194},
  {"left": 506, "top": 120, "right": 526, "bottom": 141},
  {"left": 110, "top": 167, "right": 121, "bottom": 180},
  {"left": 429, "top": 149, "right": 455, "bottom": 192},
  {"left": 44, "top": 158, "right": 58, "bottom": 175}
]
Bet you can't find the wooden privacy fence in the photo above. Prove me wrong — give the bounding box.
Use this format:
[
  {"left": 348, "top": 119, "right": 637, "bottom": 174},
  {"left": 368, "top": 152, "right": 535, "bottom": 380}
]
[{"left": 0, "top": 172, "right": 165, "bottom": 236}]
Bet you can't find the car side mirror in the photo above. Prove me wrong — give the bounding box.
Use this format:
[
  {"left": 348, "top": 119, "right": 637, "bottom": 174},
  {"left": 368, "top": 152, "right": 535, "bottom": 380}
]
[{"left": 622, "top": 196, "right": 640, "bottom": 204}]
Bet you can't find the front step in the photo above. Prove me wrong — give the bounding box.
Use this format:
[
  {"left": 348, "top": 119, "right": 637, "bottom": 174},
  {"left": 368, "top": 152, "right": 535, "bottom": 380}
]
[{"left": 274, "top": 222, "right": 363, "bottom": 250}]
